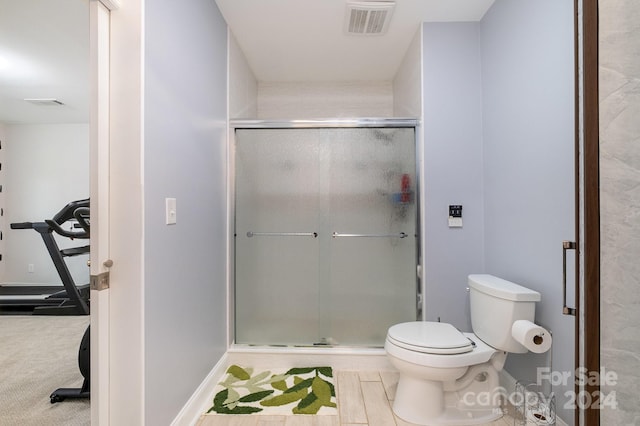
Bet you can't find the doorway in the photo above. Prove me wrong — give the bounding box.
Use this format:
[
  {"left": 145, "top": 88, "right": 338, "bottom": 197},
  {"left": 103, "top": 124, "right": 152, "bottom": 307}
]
[{"left": 0, "top": 0, "right": 91, "bottom": 423}]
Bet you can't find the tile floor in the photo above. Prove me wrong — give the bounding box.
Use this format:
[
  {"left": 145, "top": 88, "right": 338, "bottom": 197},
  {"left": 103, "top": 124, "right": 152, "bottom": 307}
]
[{"left": 197, "top": 370, "right": 515, "bottom": 426}]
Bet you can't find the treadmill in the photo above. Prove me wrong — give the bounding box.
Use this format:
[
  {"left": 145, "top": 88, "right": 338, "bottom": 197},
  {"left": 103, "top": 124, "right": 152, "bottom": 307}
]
[{"left": 0, "top": 199, "right": 90, "bottom": 315}]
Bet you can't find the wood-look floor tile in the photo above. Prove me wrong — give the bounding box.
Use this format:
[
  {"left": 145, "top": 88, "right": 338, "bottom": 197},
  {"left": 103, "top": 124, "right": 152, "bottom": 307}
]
[
  {"left": 317, "top": 417, "right": 340, "bottom": 426},
  {"left": 358, "top": 371, "right": 381, "bottom": 382},
  {"left": 256, "top": 415, "right": 286, "bottom": 425},
  {"left": 197, "top": 414, "right": 257, "bottom": 425},
  {"left": 337, "top": 371, "right": 368, "bottom": 424},
  {"left": 500, "top": 414, "right": 515, "bottom": 425},
  {"left": 487, "top": 419, "right": 508, "bottom": 426},
  {"left": 392, "top": 413, "right": 415, "bottom": 426},
  {"left": 379, "top": 371, "right": 399, "bottom": 401},
  {"left": 283, "top": 416, "right": 339, "bottom": 426},
  {"left": 360, "top": 382, "right": 396, "bottom": 426}
]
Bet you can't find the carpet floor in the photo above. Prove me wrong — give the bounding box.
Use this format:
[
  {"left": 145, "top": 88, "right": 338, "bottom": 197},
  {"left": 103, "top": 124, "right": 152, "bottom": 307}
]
[{"left": 0, "top": 315, "right": 90, "bottom": 426}]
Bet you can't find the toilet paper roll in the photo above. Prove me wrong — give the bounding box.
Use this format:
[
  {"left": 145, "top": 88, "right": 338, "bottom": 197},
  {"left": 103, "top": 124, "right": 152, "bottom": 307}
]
[{"left": 511, "top": 320, "right": 552, "bottom": 354}]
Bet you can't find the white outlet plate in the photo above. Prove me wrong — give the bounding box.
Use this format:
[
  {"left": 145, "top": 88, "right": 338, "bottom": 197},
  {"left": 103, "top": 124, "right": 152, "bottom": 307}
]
[{"left": 448, "top": 217, "right": 463, "bottom": 228}]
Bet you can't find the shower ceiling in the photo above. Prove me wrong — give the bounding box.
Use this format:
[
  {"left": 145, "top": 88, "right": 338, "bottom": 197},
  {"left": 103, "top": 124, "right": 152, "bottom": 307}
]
[{"left": 215, "top": 0, "right": 495, "bottom": 82}]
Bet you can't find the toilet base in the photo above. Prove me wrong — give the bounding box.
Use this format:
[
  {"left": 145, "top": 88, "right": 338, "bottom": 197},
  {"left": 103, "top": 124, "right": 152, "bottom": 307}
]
[{"left": 392, "top": 374, "right": 503, "bottom": 426}]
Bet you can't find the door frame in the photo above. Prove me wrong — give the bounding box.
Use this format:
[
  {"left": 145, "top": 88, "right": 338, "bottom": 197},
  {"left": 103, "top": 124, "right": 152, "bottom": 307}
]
[{"left": 579, "top": 0, "right": 600, "bottom": 424}]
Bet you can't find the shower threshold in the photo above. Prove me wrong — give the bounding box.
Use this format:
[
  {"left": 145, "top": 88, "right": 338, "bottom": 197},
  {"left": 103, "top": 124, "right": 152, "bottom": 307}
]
[{"left": 227, "top": 344, "right": 392, "bottom": 371}]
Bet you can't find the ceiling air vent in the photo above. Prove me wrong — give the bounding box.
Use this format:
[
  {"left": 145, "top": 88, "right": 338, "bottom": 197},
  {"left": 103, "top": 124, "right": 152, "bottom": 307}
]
[{"left": 345, "top": 1, "right": 395, "bottom": 36}]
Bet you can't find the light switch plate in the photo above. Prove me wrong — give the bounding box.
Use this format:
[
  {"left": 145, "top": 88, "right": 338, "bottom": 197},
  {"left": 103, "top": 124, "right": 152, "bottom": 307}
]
[{"left": 166, "top": 198, "right": 177, "bottom": 225}]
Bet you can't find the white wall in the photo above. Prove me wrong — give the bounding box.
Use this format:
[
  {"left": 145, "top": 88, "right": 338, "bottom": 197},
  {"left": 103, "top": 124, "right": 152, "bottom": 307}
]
[
  {"left": 393, "top": 27, "right": 423, "bottom": 118},
  {"left": 229, "top": 31, "right": 258, "bottom": 119},
  {"left": 1, "top": 123, "right": 89, "bottom": 286},
  {"left": 421, "top": 22, "right": 485, "bottom": 330},
  {"left": 257, "top": 81, "right": 394, "bottom": 118},
  {"left": 143, "top": 0, "right": 228, "bottom": 424},
  {"left": 480, "top": 1, "right": 575, "bottom": 423},
  {"left": 599, "top": 0, "right": 640, "bottom": 423}
]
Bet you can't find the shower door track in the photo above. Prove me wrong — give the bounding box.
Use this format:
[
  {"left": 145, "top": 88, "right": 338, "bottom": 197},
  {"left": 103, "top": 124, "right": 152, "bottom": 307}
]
[{"left": 230, "top": 118, "right": 420, "bottom": 129}]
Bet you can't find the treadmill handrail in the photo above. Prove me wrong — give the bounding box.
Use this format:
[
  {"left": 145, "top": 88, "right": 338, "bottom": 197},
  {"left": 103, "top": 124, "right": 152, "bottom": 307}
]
[
  {"left": 10, "top": 222, "right": 34, "bottom": 230},
  {"left": 52, "top": 198, "right": 90, "bottom": 225},
  {"left": 45, "top": 219, "right": 89, "bottom": 239},
  {"left": 73, "top": 207, "right": 91, "bottom": 235}
]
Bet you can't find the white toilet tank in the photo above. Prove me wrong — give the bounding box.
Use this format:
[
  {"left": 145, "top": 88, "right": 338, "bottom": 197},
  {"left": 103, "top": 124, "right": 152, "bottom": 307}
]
[{"left": 468, "top": 274, "right": 541, "bottom": 353}]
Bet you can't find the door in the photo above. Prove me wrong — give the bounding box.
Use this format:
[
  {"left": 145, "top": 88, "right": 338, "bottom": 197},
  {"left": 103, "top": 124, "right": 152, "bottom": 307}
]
[
  {"left": 234, "top": 125, "right": 418, "bottom": 346},
  {"left": 235, "top": 128, "right": 322, "bottom": 344},
  {"left": 89, "top": 1, "right": 116, "bottom": 424},
  {"left": 324, "top": 128, "right": 417, "bottom": 345}
]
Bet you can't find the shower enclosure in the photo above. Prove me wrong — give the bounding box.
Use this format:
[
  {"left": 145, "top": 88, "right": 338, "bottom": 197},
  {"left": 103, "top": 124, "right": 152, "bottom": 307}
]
[{"left": 233, "top": 120, "right": 419, "bottom": 347}]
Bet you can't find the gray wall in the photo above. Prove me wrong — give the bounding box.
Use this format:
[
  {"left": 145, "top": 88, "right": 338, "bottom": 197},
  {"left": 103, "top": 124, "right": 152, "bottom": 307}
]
[
  {"left": 480, "top": 0, "right": 575, "bottom": 423},
  {"left": 599, "top": 0, "right": 640, "bottom": 423},
  {"left": 422, "top": 22, "right": 485, "bottom": 330},
  {"left": 143, "top": 0, "right": 228, "bottom": 423}
]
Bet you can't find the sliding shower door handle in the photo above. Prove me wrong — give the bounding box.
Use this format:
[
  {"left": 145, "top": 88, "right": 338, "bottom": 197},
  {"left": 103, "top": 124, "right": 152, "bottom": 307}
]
[
  {"left": 562, "top": 240, "right": 577, "bottom": 316},
  {"left": 246, "top": 231, "right": 318, "bottom": 238},
  {"left": 332, "top": 232, "right": 408, "bottom": 239}
]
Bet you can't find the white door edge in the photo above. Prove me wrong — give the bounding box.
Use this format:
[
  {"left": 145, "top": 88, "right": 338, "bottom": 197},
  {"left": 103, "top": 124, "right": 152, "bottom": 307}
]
[{"left": 89, "top": 1, "right": 111, "bottom": 425}]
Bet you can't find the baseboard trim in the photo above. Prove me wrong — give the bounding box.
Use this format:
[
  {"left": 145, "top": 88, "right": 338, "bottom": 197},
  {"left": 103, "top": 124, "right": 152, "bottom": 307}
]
[{"left": 171, "top": 353, "right": 229, "bottom": 426}]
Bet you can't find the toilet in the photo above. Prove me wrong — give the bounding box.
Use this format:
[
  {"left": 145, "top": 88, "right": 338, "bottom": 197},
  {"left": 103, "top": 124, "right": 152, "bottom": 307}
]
[{"left": 385, "top": 274, "right": 543, "bottom": 425}]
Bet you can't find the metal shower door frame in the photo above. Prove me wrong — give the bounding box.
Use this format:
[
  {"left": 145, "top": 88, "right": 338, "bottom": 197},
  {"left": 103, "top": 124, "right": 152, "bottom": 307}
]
[{"left": 228, "top": 118, "right": 423, "bottom": 346}]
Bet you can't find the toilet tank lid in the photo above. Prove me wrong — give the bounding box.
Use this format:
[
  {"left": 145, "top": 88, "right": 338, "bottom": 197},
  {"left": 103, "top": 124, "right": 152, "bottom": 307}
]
[{"left": 468, "top": 274, "right": 541, "bottom": 302}]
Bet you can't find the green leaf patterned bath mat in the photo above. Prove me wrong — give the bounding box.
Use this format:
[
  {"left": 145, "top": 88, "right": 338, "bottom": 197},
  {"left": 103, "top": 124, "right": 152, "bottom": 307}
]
[{"left": 205, "top": 365, "right": 337, "bottom": 415}]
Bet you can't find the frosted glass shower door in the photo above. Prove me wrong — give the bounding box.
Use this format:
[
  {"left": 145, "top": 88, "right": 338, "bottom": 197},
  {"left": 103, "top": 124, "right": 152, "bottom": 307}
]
[
  {"left": 322, "top": 128, "right": 417, "bottom": 345},
  {"left": 235, "top": 129, "right": 321, "bottom": 345},
  {"left": 234, "top": 126, "right": 417, "bottom": 346}
]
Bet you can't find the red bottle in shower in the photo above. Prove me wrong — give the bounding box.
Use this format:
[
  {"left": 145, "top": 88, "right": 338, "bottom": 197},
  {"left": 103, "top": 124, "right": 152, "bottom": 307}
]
[{"left": 401, "top": 174, "right": 411, "bottom": 203}]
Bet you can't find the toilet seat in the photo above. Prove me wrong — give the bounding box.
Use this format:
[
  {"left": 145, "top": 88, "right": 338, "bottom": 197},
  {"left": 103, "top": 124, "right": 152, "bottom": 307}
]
[
  {"left": 387, "top": 322, "right": 473, "bottom": 355},
  {"left": 385, "top": 330, "right": 497, "bottom": 369}
]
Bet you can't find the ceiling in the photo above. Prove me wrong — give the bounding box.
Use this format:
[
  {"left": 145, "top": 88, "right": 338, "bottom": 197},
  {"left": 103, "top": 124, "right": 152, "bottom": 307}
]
[
  {"left": 0, "top": 0, "right": 89, "bottom": 124},
  {"left": 0, "top": 0, "right": 496, "bottom": 124},
  {"left": 215, "top": 0, "right": 495, "bottom": 82}
]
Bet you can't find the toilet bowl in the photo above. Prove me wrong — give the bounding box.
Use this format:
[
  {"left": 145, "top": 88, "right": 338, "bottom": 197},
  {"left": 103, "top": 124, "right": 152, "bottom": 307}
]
[
  {"left": 385, "top": 322, "right": 506, "bottom": 425},
  {"left": 385, "top": 274, "right": 545, "bottom": 426}
]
